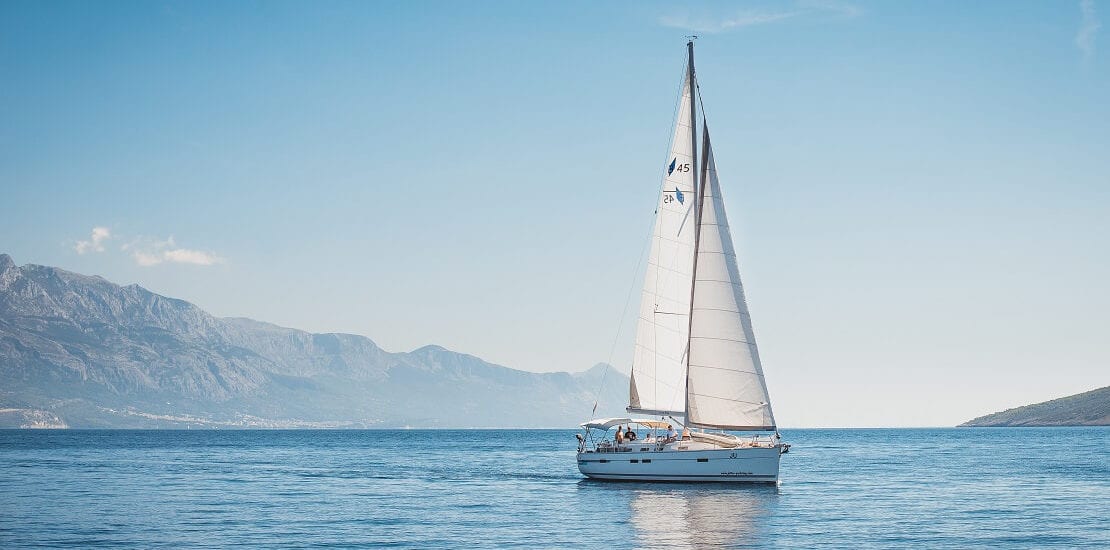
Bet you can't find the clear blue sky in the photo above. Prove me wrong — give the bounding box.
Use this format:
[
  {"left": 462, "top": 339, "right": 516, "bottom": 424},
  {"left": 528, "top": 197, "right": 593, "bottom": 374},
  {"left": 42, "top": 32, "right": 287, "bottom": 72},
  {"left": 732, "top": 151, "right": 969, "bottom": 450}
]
[{"left": 2, "top": 1, "right": 1107, "bottom": 426}]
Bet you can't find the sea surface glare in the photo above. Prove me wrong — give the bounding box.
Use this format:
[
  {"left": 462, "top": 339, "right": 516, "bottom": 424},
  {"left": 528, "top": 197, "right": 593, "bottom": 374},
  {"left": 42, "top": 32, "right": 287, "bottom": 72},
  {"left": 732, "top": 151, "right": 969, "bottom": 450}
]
[{"left": 0, "top": 428, "right": 1106, "bottom": 548}]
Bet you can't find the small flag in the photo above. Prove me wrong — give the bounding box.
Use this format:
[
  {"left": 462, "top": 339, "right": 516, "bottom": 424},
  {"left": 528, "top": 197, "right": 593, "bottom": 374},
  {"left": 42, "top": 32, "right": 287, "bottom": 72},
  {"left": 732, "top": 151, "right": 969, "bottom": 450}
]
[
  {"left": 675, "top": 187, "right": 684, "bottom": 204},
  {"left": 668, "top": 157, "right": 677, "bottom": 175}
]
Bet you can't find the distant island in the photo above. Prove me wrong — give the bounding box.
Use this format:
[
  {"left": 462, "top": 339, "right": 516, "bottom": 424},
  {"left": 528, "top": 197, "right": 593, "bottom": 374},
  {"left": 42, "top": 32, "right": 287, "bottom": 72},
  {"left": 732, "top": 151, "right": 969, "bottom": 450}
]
[
  {"left": 960, "top": 386, "right": 1110, "bottom": 427},
  {"left": 0, "top": 254, "right": 627, "bottom": 429}
]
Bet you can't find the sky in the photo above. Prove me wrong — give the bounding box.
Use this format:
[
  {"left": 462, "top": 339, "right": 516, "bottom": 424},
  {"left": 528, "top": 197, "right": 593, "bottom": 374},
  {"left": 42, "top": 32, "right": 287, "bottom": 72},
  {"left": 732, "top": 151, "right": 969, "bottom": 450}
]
[{"left": 1, "top": 1, "right": 1107, "bottom": 427}]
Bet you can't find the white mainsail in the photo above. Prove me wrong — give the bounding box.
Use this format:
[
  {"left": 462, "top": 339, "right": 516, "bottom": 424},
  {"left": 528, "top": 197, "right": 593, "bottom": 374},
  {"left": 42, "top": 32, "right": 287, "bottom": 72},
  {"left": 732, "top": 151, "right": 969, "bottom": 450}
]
[
  {"left": 629, "top": 69, "right": 697, "bottom": 416},
  {"left": 686, "top": 129, "right": 776, "bottom": 430}
]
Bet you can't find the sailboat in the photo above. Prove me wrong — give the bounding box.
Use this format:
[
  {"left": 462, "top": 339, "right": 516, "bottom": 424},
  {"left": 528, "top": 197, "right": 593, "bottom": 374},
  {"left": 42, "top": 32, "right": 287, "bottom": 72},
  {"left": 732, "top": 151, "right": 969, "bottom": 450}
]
[{"left": 576, "top": 41, "right": 788, "bottom": 482}]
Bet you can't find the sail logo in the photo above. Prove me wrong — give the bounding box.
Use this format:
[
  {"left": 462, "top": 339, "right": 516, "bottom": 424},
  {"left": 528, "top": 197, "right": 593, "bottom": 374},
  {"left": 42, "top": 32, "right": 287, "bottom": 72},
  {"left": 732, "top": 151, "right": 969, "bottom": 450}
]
[
  {"left": 663, "top": 187, "right": 685, "bottom": 205},
  {"left": 668, "top": 158, "right": 691, "bottom": 176}
]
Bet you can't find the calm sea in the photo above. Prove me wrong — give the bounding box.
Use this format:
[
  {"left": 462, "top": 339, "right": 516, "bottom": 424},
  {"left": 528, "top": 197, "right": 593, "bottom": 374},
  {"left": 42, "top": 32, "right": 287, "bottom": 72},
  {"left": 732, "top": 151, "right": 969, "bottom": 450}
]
[{"left": 0, "top": 428, "right": 1106, "bottom": 548}]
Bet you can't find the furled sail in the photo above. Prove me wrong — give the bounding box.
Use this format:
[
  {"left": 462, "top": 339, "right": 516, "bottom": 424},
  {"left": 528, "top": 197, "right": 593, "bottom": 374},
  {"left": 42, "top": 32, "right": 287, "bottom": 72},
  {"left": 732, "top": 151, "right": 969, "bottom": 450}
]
[
  {"left": 628, "top": 69, "right": 697, "bottom": 416},
  {"left": 685, "top": 128, "right": 776, "bottom": 430}
]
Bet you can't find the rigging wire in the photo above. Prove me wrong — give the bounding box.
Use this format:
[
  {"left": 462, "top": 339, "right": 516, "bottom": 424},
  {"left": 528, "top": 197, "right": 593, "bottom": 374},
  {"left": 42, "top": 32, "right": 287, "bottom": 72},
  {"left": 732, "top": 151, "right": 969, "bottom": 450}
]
[
  {"left": 589, "top": 215, "right": 653, "bottom": 416},
  {"left": 696, "top": 82, "right": 708, "bottom": 128},
  {"left": 588, "top": 51, "right": 690, "bottom": 418}
]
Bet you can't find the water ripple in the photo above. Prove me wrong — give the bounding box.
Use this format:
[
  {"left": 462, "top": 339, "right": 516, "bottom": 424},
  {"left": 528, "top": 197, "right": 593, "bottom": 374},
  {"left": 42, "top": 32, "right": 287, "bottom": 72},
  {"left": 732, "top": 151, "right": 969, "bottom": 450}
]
[{"left": 0, "top": 428, "right": 1106, "bottom": 548}]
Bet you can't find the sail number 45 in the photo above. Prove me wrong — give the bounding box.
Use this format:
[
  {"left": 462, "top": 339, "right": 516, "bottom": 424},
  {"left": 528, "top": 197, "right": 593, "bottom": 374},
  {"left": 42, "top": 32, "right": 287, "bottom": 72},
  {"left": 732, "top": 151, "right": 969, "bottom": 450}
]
[{"left": 673, "top": 163, "right": 691, "bottom": 173}]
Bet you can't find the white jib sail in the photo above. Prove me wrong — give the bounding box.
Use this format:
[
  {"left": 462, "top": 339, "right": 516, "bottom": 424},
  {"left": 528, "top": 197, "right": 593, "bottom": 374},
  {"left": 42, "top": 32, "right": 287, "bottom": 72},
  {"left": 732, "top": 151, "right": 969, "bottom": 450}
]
[
  {"left": 629, "top": 70, "right": 697, "bottom": 415},
  {"left": 685, "top": 129, "right": 776, "bottom": 430}
]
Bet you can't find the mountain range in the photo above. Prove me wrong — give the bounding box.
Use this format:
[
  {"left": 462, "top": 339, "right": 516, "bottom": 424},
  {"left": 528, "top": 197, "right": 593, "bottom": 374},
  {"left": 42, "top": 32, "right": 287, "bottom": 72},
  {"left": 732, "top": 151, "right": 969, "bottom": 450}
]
[{"left": 0, "top": 254, "right": 627, "bottom": 428}]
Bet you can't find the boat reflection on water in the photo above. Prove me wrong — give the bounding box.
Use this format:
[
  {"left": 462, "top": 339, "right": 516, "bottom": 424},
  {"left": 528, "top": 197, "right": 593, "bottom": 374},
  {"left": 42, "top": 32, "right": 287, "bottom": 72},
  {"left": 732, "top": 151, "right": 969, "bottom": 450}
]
[{"left": 628, "top": 485, "right": 778, "bottom": 548}]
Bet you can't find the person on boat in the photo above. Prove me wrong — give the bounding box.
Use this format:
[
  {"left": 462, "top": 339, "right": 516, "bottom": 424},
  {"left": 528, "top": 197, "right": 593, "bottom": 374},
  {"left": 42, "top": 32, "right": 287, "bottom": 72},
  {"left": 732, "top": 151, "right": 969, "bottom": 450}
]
[
  {"left": 625, "top": 426, "right": 637, "bottom": 441},
  {"left": 615, "top": 426, "right": 624, "bottom": 445},
  {"left": 681, "top": 426, "right": 691, "bottom": 440},
  {"left": 665, "top": 424, "right": 677, "bottom": 443}
]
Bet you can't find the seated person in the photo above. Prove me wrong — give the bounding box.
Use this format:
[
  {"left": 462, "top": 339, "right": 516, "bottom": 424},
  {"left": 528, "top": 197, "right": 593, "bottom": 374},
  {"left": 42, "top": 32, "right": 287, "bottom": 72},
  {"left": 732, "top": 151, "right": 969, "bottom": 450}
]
[
  {"left": 626, "top": 427, "right": 637, "bottom": 441},
  {"left": 664, "top": 424, "right": 677, "bottom": 443}
]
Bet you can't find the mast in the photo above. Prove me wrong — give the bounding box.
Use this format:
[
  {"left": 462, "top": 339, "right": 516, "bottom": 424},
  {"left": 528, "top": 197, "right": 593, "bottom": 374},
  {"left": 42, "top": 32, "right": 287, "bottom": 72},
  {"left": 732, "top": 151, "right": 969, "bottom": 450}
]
[{"left": 682, "top": 39, "right": 702, "bottom": 423}]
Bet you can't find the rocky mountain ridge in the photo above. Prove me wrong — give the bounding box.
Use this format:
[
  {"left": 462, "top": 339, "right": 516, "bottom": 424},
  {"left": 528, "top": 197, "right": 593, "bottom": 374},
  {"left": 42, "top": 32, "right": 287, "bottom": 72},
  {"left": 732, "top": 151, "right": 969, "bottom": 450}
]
[{"left": 0, "top": 254, "right": 627, "bottom": 428}]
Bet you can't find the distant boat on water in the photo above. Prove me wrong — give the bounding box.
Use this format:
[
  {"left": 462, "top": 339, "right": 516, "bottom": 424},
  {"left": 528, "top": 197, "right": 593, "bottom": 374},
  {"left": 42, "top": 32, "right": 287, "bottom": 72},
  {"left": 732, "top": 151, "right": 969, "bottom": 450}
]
[{"left": 576, "top": 41, "right": 788, "bottom": 483}]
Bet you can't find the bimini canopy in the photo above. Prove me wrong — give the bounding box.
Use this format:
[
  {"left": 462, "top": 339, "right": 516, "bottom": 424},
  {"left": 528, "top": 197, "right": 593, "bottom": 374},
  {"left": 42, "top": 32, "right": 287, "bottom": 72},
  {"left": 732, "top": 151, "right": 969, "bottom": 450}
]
[
  {"left": 579, "top": 418, "right": 632, "bottom": 430},
  {"left": 631, "top": 420, "right": 672, "bottom": 429}
]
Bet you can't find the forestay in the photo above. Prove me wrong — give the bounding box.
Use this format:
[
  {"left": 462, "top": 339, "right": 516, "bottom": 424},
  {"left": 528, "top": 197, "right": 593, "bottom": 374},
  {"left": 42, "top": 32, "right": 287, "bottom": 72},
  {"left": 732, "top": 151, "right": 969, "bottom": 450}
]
[{"left": 629, "top": 69, "right": 697, "bottom": 416}]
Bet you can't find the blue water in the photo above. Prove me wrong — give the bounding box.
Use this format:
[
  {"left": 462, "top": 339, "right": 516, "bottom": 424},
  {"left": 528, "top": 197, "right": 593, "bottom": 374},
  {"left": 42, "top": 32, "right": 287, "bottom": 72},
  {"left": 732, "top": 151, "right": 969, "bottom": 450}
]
[{"left": 0, "top": 428, "right": 1106, "bottom": 548}]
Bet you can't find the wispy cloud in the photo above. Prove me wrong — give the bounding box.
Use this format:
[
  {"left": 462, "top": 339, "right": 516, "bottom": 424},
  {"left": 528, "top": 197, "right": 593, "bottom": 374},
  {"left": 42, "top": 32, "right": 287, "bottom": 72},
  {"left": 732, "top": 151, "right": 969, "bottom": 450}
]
[
  {"left": 74, "top": 227, "right": 111, "bottom": 254},
  {"left": 660, "top": 11, "right": 799, "bottom": 33},
  {"left": 123, "top": 236, "right": 223, "bottom": 267},
  {"left": 1076, "top": 0, "right": 1101, "bottom": 60},
  {"left": 799, "top": 0, "right": 863, "bottom": 18},
  {"left": 660, "top": 1, "right": 861, "bottom": 33}
]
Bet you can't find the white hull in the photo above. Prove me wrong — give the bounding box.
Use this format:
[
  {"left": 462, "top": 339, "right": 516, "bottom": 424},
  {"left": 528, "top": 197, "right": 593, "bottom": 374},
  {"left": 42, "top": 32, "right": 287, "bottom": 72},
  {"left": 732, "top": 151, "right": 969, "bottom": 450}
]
[{"left": 577, "top": 444, "right": 781, "bottom": 483}]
